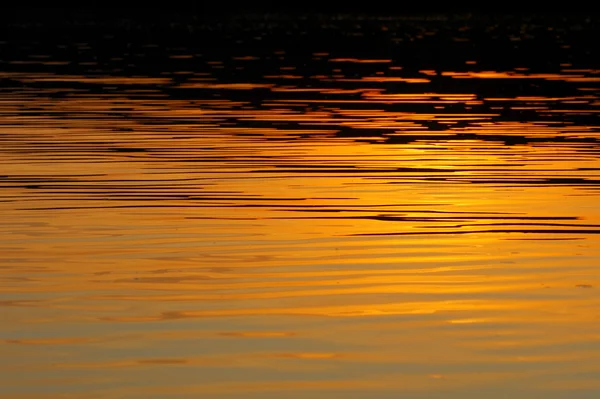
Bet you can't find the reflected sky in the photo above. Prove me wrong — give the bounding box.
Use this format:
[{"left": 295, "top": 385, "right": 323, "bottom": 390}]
[{"left": 1, "top": 12, "right": 600, "bottom": 399}]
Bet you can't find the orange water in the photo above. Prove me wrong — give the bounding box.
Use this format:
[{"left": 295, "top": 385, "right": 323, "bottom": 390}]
[{"left": 1, "top": 14, "right": 600, "bottom": 399}]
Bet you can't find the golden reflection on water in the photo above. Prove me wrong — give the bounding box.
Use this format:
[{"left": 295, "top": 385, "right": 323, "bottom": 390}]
[{"left": 1, "top": 14, "right": 600, "bottom": 399}]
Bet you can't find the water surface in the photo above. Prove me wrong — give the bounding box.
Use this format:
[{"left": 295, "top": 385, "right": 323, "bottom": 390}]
[{"left": 1, "top": 13, "right": 600, "bottom": 399}]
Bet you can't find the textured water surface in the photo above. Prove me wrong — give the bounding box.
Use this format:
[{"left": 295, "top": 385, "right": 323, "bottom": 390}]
[{"left": 1, "top": 13, "right": 600, "bottom": 399}]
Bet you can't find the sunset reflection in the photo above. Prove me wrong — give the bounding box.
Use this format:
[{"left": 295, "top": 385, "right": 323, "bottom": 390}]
[{"left": 1, "top": 10, "right": 600, "bottom": 399}]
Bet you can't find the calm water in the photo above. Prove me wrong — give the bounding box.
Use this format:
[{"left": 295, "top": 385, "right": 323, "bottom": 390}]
[{"left": 1, "top": 13, "right": 600, "bottom": 399}]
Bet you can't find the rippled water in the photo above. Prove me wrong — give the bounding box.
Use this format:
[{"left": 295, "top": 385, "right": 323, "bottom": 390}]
[{"left": 1, "top": 13, "right": 600, "bottom": 399}]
